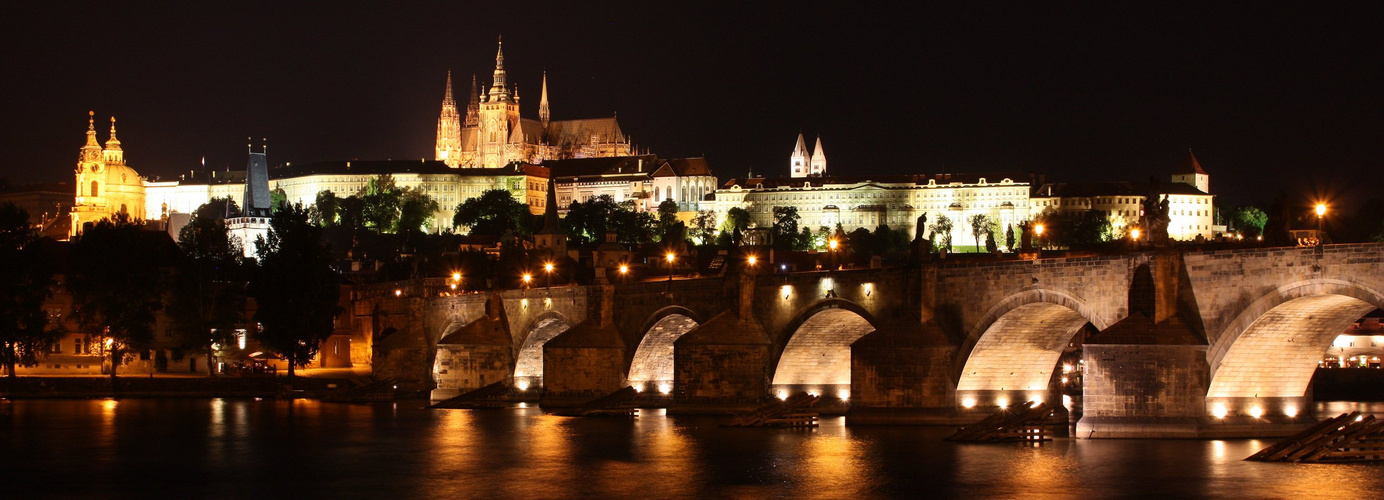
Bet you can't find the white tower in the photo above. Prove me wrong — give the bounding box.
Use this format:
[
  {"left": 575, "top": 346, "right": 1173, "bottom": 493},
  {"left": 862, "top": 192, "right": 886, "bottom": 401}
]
[
  {"left": 810, "top": 136, "right": 826, "bottom": 176},
  {"left": 790, "top": 133, "right": 810, "bottom": 178}
]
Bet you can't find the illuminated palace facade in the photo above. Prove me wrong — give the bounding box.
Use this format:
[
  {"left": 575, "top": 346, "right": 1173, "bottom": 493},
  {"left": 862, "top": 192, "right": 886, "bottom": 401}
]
[
  {"left": 708, "top": 136, "right": 1216, "bottom": 246},
  {"left": 435, "top": 40, "right": 633, "bottom": 169},
  {"left": 712, "top": 134, "right": 1035, "bottom": 248}
]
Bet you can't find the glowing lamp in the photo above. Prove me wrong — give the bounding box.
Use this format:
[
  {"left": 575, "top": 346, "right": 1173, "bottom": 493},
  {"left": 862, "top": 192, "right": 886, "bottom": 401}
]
[
  {"left": 515, "top": 380, "right": 530, "bottom": 391},
  {"left": 1035, "top": 224, "right": 1045, "bottom": 236},
  {"left": 665, "top": 252, "right": 675, "bottom": 263},
  {"left": 1284, "top": 406, "right": 1298, "bottom": 418},
  {"left": 747, "top": 256, "right": 757, "bottom": 266},
  {"left": 1316, "top": 203, "right": 1327, "bottom": 217},
  {"left": 522, "top": 274, "right": 532, "bottom": 284},
  {"left": 544, "top": 262, "right": 554, "bottom": 273},
  {"left": 451, "top": 272, "right": 461, "bottom": 282},
  {"left": 996, "top": 397, "right": 1009, "bottom": 408},
  {"left": 837, "top": 389, "right": 850, "bottom": 401},
  {"left": 619, "top": 265, "right": 629, "bottom": 274},
  {"left": 658, "top": 383, "right": 671, "bottom": 395},
  {"left": 394, "top": 289, "right": 402, "bottom": 297},
  {"left": 1028, "top": 395, "right": 1044, "bottom": 406},
  {"left": 1130, "top": 228, "right": 1141, "bottom": 240},
  {"left": 1249, "top": 406, "right": 1264, "bottom": 419},
  {"left": 828, "top": 239, "right": 839, "bottom": 250},
  {"left": 1212, "top": 404, "right": 1228, "bottom": 419},
  {"left": 776, "top": 390, "right": 789, "bottom": 401},
  {"left": 961, "top": 397, "right": 976, "bottom": 408}
]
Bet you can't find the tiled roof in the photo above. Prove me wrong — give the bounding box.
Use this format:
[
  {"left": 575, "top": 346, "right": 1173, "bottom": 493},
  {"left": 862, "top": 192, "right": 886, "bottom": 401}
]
[
  {"left": 546, "top": 117, "right": 624, "bottom": 146},
  {"left": 1177, "top": 150, "right": 1209, "bottom": 175}
]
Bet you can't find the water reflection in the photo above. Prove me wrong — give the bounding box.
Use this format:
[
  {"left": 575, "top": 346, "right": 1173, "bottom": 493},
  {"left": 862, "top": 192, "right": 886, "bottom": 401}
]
[{"left": 6, "top": 400, "right": 1384, "bottom": 498}]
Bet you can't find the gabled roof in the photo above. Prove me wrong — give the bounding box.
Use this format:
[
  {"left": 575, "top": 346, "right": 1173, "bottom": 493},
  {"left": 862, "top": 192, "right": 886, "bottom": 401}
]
[
  {"left": 1177, "top": 149, "right": 1208, "bottom": 176},
  {"left": 668, "top": 157, "right": 711, "bottom": 176}
]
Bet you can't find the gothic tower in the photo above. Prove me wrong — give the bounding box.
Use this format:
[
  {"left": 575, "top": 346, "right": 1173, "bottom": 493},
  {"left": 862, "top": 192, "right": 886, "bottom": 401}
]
[
  {"left": 464, "top": 74, "right": 480, "bottom": 127},
  {"left": 790, "top": 133, "right": 810, "bottom": 178},
  {"left": 435, "top": 71, "right": 463, "bottom": 167},
  {"left": 810, "top": 136, "right": 826, "bottom": 176},
  {"left": 477, "top": 38, "right": 522, "bottom": 168},
  {"left": 539, "top": 72, "right": 550, "bottom": 129}
]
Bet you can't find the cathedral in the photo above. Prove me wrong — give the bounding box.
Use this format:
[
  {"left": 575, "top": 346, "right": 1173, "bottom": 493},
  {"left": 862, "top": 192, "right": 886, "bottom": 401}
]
[
  {"left": 435, "top": 40, "right": 634, "bottom": 168},
  {"left": 70, "top": 111, "right": 146, "bottom": 237}
]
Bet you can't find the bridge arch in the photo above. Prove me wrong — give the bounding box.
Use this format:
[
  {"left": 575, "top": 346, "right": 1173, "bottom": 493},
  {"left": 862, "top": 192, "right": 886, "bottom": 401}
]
[
  {"left": 1207, "top": 279, "right": 1383, "bottom": 407},
  {"left": 626, "top": 306, "right": 702, "bottom": 393},
  {"left": 512, "top": 311, "right": 573, "bottom": 389},
  {"left": 955, "top": 287, "right": 1106, "bottom": 406},
  {"left": 770, "top": 299, "right": 878, "bottom": 397}
]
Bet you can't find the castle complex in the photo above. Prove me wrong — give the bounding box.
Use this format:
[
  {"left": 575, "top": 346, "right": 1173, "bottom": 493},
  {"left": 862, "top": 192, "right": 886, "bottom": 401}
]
[{"left": 434, "top": 40, "right": 633, "bottom": 168}]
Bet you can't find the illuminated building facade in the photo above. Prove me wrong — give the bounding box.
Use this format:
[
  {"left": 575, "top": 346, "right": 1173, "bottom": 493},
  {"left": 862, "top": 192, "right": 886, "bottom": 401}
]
[{"left": 70, "top": 111, "right": 146, "bottom": 237}]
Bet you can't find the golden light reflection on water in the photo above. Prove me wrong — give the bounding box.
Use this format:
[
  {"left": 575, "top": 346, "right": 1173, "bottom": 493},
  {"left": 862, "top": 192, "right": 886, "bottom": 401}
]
[
  {"left": 499, "top": 414, "right": 573, "bottom": 498},
  {"left": 626, "top": 408, "right": 701, "bottom": 497},
  {"left": 798, "top": 417, "right": 871, "bottom": 498}
]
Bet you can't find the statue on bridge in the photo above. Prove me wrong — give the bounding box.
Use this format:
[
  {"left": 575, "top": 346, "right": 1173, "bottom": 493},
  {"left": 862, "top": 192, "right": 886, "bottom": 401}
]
[{"left": 1142, "top": 195, "right": 1172, "bottom": 246}]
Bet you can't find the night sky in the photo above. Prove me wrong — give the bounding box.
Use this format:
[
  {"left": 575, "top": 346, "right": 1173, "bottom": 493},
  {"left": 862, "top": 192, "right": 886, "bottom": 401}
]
[{"left": 4, "top": 2, "right": 1381, "bottom": 210}]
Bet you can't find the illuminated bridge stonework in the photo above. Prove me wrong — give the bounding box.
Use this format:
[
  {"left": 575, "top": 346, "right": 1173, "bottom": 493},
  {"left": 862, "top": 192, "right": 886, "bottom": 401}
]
[{"left": 356, "top": 243, "right": 1384, "bottom": 438}]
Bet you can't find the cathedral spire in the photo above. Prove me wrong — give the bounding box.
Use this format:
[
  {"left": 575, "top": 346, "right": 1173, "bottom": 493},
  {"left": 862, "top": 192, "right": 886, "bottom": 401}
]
[
  {"left": 488, "top": 37, "right": 511, "bottom": 101},
  {"left": 436, "top": 71, "right": 463, "bottom": 167},
  {"left": 443, "top": 70, "right": 455, "bottom": 104},
  {"left": 539, "top": 71, "right": 550, "bottom": 128},
  {"left": 465, "top": 74, "right": 480, "bottom": 126},
  {"left": 790, "top": 133, "right": 809, "bottom": 178}
]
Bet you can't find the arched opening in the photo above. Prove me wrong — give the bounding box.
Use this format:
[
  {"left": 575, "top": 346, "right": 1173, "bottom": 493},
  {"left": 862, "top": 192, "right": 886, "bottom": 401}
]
[
  {"left": 627, "top": 309, "right": 700, "bottom": 394},
  {"left": 512, "top": 314, "right": 572, "bottom": 389},
  {"left": 1208, "top": 292, "right": 1378, "bottom": 418},
  {"left": 771, "top": 303, "right": 876, "bottom": 399},
  {"left": 957, "top": 301, "right": 1093, "bottom": 408}
]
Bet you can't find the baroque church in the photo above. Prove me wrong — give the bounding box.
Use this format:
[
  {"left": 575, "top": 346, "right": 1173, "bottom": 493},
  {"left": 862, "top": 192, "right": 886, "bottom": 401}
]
[
  {"left": 71, "top": 111, "right": 146, "bottom": 237},
  {"left": 435, "top": 40, "right": 633, "bottom": 168}
]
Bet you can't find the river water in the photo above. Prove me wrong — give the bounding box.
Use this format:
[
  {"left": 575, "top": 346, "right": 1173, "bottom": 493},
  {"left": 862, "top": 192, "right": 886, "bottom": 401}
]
[{"left": 3, "top": 399, "right": 1381, "bottom": 498}]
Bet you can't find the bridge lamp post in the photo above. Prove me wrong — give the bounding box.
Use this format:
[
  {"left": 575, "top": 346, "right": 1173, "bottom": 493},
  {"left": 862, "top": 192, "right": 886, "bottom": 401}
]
[
  {"left": 1316, "top": 203, "right": 1327, "bottom": 245},
  {"left": 828, "top": 239, "right": 839, "bottom": 270},
  {"left": 1130, "top": 228, "right": 1141, "bottom": 249},
  {"left": 1035, "top": 224, "right": 1045, "bottom": 250},
  {"left": 665, "top": 252, "right": 676, "bottom": 295},
  {"left": 522, "top": 273, "right": 532, "bottom": 290},
  {"left": 618, "top": 264, "right": 629, "bottom": 281},
  {"left": 544, "top": 262, "right": 555, "bottom": 289}
]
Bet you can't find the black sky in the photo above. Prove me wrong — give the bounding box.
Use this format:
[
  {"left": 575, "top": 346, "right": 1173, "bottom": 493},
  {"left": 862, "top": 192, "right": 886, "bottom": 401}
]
[{"left": 4, "top": 2, "right": 1381, "bottom": 210}]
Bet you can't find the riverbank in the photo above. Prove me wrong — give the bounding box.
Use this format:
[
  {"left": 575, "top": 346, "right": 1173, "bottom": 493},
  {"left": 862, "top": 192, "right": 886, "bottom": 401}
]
[{"left": 0, "top": 376, "right": 344, "bottom": 399}]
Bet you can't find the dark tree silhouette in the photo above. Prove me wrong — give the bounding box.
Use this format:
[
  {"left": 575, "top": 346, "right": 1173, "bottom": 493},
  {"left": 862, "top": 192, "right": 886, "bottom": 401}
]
[
  {"left": 0, "top": 203, "right": 60, "bottom": 377},
  {"left": 69, "top": 215, "right": 172, "bottom": 379},
  {"left": 251, "top": 203, "right": 341, "bottom": 377},
  {"left": 168, "top": 202, "right": 247, "bottom": 376}
]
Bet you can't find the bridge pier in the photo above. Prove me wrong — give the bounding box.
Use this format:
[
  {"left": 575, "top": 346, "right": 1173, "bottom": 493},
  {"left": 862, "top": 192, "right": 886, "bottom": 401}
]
[{"left": 846, "top": 321, "right": 963, "bottom": 424}]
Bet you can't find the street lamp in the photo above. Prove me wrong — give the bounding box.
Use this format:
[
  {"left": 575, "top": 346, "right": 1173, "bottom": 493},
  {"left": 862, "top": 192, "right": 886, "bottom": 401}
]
[
  {"left": 1130, "top": 227, "right": 1141, "bottom": 250},
  {"left": 1035, "top": 224, "right": 1044, "bottom": 250},
  {"left": 1316, "top": 203, "right": 1327, "bottom": 245},
  {"left": 521, "top": 273, "right": 532, "bottom": 289},
  {"left": 828, "top": 239, "right": 839, "bottom": 270},
  {"left": 665, "top": 252, "right": 676, "bottom": 295},
  {"left": 544, "top": 262, "right": 554, "bottom": 289}
]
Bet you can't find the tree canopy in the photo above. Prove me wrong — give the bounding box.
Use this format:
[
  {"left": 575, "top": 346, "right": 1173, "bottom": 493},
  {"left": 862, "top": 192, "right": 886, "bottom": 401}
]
[
  {"left": 251, "top": 203, "right": 341, "bottom": 377},
  {"left": 168, "top": 201, "right": 247, "bottom": 375},
  {"left": 0, "top": 203, "right": 60, "bottom": 377},
  {"left": 69, "top": 215, "right": 172, "bottom": 378},
  {"left": 453, "top": 189, "right": 532, "bottom": 236}
]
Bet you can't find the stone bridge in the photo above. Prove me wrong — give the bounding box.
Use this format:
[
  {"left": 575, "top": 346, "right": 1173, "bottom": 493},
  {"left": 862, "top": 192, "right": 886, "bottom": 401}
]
[{"left": 358, "top": 243, "right": 1384, "bottom": 437}]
